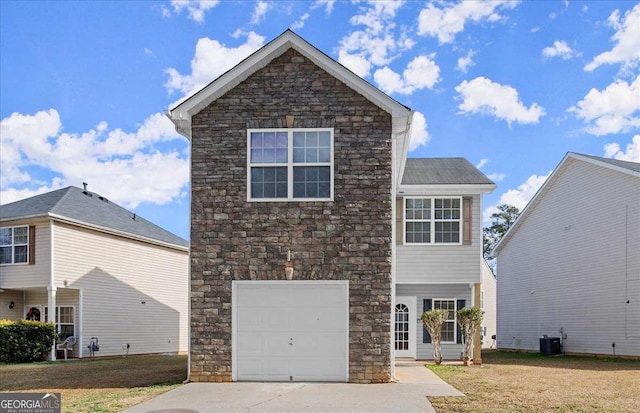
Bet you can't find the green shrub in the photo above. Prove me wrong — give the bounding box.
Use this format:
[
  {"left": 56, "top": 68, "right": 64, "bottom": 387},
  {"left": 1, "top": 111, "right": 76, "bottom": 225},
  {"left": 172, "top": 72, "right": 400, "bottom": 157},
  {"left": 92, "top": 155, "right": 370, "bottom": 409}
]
[{"left": 0, "top": 320, "right": 57, "bottom": 363}]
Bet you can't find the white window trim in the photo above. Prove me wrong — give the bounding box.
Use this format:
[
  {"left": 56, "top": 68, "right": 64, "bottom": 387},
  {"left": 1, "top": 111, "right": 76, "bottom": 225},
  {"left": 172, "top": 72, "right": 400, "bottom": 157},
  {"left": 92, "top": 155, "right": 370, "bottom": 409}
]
[
  {"left": 45, "top": 305, "right": 76, "bottom": 339},
  {"left": 0, "top": 225, "right": 29, "bottom": 265},
  {"left": 433, "top": 298, "right": 457, "bottom": 344},
  {"left": 247, "top": 128, "right": 334, "bottom": 202},
  {"left": 403, "top": 197, "right": 463, "bottom": 245}
]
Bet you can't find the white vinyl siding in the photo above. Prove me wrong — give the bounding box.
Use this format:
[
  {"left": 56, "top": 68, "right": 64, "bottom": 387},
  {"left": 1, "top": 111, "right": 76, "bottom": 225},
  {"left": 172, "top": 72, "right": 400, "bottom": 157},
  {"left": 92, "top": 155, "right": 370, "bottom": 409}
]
[
  {"left": 497, "top": 159, "right": 640, "bottom": 357},
  {"left": 396, "top": 194, "right": 483, "bottom": 284},
  {"left": 52, "top": 221, "right": 188, "bottom": 357},
  {"left": 480, "top": 260, "right": 497, "bottom": 349},
  {"left": 0, "top": 222, "right": 51, "bottom": 289}
]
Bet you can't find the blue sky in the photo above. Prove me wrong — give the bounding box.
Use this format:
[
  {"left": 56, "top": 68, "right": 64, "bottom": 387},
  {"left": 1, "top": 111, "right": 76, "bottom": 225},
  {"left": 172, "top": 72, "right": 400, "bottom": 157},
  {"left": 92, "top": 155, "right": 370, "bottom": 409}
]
[{"left": 1, "top": 0, "right": 638, "bottom": 241}]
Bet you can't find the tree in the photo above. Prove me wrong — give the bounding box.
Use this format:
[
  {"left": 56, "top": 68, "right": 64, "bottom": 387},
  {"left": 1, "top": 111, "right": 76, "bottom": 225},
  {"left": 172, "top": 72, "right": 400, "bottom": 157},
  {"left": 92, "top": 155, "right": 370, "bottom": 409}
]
[
  {"left": 421, "top": 309, "right": 448, "bottom": 364},
  {"left": 483, "top": 204, "right": 520, "bottom": 270},
  {"left": 457, "top": 307, "right": 485, "bottom": 366}
]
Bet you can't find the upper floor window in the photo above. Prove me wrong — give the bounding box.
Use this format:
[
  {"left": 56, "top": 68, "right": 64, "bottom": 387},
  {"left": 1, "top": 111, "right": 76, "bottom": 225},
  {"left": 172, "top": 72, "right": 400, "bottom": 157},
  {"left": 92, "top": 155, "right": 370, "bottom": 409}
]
[
  {"left": 248, "top": 129, "right": 333, "bottom": 201},
  {"left": 0, "top": 226, "right": 28, "bottom": 264},
  {"left": 405, "top": 197, "right": 462, "bottom": 244}
]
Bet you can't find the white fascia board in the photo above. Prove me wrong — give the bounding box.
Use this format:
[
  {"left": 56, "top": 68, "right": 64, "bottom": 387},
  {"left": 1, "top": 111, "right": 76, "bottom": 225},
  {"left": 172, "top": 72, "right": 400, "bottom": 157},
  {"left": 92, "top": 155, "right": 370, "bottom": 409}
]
[
  {"left": 397, "top": 183, "right": 496, "bottom": 196},
  {"left": 393, "top": 113, "right": 413, "bottom": 188},
  {"left": 168, "top": 30, "right": 412, "bottom": 140}
]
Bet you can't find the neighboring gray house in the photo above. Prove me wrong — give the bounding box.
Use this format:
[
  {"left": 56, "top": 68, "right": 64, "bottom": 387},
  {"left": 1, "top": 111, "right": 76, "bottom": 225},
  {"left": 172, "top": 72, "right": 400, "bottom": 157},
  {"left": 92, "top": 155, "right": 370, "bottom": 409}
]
[
  {"left": 494, "top": 152, "right": 640, "bottom": 357},
  {"left": 167, "top": 30, "right": 494, "bottom": 383},
  {"left": 395, "top": 158, "right": 495, "bottom": 360},
  {"left": 0, "top": 186, "right": 189, "bottom": 359}
]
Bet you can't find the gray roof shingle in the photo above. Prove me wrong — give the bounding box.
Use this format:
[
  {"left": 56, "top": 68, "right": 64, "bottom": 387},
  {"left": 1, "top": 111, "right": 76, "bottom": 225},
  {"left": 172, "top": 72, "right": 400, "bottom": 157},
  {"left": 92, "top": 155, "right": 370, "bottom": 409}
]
[
  {"left": 574, "top": 153, "right": 640, "bottom": 173},
  {"left": 401, "top": 158, "right": 495, "bottom": 185},
  {"left": 0, "top": 186, "right": 188, "bottom": 248}
]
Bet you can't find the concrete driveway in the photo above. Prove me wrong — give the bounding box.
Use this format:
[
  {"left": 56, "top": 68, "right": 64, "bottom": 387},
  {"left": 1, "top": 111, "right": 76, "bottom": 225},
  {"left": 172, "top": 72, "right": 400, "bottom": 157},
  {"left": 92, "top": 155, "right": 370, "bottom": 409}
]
[{"left": 123, "top": 360, "right": 463, "bottom": 413}]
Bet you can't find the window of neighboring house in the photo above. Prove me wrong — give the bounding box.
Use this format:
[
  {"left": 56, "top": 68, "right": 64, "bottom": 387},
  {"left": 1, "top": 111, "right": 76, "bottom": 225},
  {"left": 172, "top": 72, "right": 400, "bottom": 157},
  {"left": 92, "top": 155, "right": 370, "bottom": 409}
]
[
  {"left": 404, "top": 198, "right": 462, "bottom": 244},
  {"left": 45, "top": 306, "right": 75, "bottom": 340},
  {"left": 433, "top": 299, "right": 456, "bottom": 343},
  {"left": 248, "top": 129, "right": 333, "bottom": 201},
  {"left": 480, "top": 290, "right": 485, "bottom": 309},
  {"left": 0, "top": 226, "right": 28, "bottom": 264}
]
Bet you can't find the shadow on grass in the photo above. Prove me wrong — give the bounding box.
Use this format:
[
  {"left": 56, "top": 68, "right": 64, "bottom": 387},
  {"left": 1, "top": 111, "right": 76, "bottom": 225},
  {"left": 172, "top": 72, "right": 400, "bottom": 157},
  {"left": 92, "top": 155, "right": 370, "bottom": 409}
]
[
  {"left": 477, "top": 349, "right": 640, "bottom": 372},
  {"left": 0, "top": 354, "right": 188, "bottom": 391}
]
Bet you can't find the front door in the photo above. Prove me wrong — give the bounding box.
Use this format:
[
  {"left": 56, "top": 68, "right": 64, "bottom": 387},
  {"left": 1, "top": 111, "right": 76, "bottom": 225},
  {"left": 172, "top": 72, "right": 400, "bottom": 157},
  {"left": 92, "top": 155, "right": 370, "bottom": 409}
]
[{"left": 395, "top": 296, "right": 416, "bottom": 358}]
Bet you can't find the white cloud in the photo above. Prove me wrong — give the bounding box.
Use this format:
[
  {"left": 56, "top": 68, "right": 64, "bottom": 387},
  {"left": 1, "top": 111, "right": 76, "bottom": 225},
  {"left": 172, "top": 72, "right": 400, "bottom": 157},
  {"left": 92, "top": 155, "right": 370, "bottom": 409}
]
[
  {"left": 603, "top": 134, "right": 640, "bottom": 162},
  {"left": 251, "top": 1, "right": 271, "bottom": 25},
  {"left": 408, "top": 111, "right": 430, "bottom": 152},
  {"left": 455, "top": 77, "right": 546, "bottom": 125},
  {"left": 487, "top": 172, "right": 506, "bottom": 182},
  {"left": 568, "top": 75, "right": 640, "bottom": 136},
  {"left": 337, "top": 49, "right": 372, "bottom": 78},
  {"left": 542, "top": 40, "right": 578, "bottom": 60},
  {"left": 373, "top": 55, "right": 440, "bottom": 95},
  {"left": 585, "top": 4, "right": 640, "bottom": 73},
  {"left": 417, "top": 0, "right": 519, "bottom": 44},
  {"left": 456, "top": 50, "right": 476, "bottom": 73},
  {"left": 291, "top": 13, "right": 310, "bottom": 30},
  {"left": 0, "top": 109, "right": 189, "bottom": 209},
  {"left": 170, "top": 0, "right": 220, "bottom": 23},
  {"left": 315, "top": 0, "right": 336, "bottom": 14},
  {"left": 164, "top": 32, "right": 265, "bottom": 98},
  {"left": 476, "top": 158, "right": 489, "bottom": 169},
  {"left": 483, "top": 171, "right": 551, "bottom": 222},
  {"left": 337, "top": 1, "right": 413, "bottom": 77}
]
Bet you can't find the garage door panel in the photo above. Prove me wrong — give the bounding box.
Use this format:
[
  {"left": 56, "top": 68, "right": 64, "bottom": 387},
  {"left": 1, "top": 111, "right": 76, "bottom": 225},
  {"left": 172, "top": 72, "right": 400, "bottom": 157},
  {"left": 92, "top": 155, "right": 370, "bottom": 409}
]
[
  {"left": 234, "top": 281, "right": 348, "bottom": 382},
  {"left": 291, "top": 333, "right": 346, "bottom": 357},
  {"left": 291, "top": 357, "right": 346, "bottom": 381},
  {"left": 263, "top": 334, "right": 291, "bottom": 356},
  {"left": 236, "top": 333, "right": 262, "bottom": 355},
  {"left": 289, "top": 308, "right": 346, "bottom": 331}
]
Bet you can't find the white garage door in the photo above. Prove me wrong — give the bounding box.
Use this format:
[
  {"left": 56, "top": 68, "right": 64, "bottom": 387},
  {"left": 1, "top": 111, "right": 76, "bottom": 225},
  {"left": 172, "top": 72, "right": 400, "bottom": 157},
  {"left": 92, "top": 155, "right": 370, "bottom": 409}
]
[{"left": 233, "top": 281, "right": 349, "bottom": 382}]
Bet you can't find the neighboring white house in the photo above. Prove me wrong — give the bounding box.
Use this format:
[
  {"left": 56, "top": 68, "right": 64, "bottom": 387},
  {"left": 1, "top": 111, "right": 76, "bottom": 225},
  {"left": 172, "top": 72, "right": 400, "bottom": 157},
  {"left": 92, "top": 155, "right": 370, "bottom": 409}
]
[
  {"left": 0, "top": 186, "right": 189, "bottom": 359},
  {"left": 480, "top": 259, "right": 497, "bottom": 349},
  {"left": 494, "top": 152, "right": 640, "bottom": 357},
  {"left": 394, "top": 158, "right": 495, "bottom": 361}
]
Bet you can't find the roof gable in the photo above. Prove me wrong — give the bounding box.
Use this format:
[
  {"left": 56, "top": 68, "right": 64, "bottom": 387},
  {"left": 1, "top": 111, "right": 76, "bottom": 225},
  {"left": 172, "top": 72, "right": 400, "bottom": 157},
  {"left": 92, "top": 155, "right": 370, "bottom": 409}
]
[
  {"left": 168, "top": 29, "right": 411, "bottom": 138},
  {"left": 0, "top": 187, "right": 188, "bottom": 248},
  {"left": 494, "top": 152, "right": 640, "bottom": 254}
]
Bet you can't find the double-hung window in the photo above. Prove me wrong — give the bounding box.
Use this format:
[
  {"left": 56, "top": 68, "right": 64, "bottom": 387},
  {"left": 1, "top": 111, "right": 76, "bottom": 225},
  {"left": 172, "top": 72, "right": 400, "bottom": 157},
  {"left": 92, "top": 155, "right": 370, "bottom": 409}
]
[
  {"left": 433, "top": 299, "right": 456, "bottom": 343},
  {"left": 0, "top": 226, "right": 28, "bottom": 264},
  {"left": 248, "top": 129, "right": 333, "bottom": 201},
  {"left": 405, "top": 197, "right": 462, "bottom": 244},
  {"left": 45, "top": 306, "right": 75, "bottom": 340}
]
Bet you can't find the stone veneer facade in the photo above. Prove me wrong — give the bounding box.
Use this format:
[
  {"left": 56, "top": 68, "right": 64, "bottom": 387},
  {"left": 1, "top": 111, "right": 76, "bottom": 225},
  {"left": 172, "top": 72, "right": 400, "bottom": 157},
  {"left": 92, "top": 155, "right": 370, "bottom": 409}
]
[{"left": 189, "top": 48, "right": 393, "bottom": 383}]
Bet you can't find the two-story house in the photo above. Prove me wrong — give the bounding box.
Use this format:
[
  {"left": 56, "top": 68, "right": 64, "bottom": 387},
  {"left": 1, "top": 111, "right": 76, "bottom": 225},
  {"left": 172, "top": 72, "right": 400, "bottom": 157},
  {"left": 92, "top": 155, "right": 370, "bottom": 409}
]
[
  {"left": 167, "top": 29, "right": 494, "bottom": 383},
  {"left": 0, "top": 186, "right": 189, "bottom": 359},
  {"left": 394, "top": 158, "right": 495, "bottom": 360},
  {"left": 494, "top": 153, "right": 639, "bottom": 357}
]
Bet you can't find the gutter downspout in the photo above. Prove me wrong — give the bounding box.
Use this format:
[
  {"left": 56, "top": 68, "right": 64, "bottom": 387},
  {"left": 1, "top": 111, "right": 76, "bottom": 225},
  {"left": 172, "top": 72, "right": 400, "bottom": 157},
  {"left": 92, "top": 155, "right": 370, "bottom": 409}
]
[
  {"left": 48, "top": 221, "right": 57, "bottom": 361},
  {"left": 390, "top": 112, "right": 414, "bottom": 382}
]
